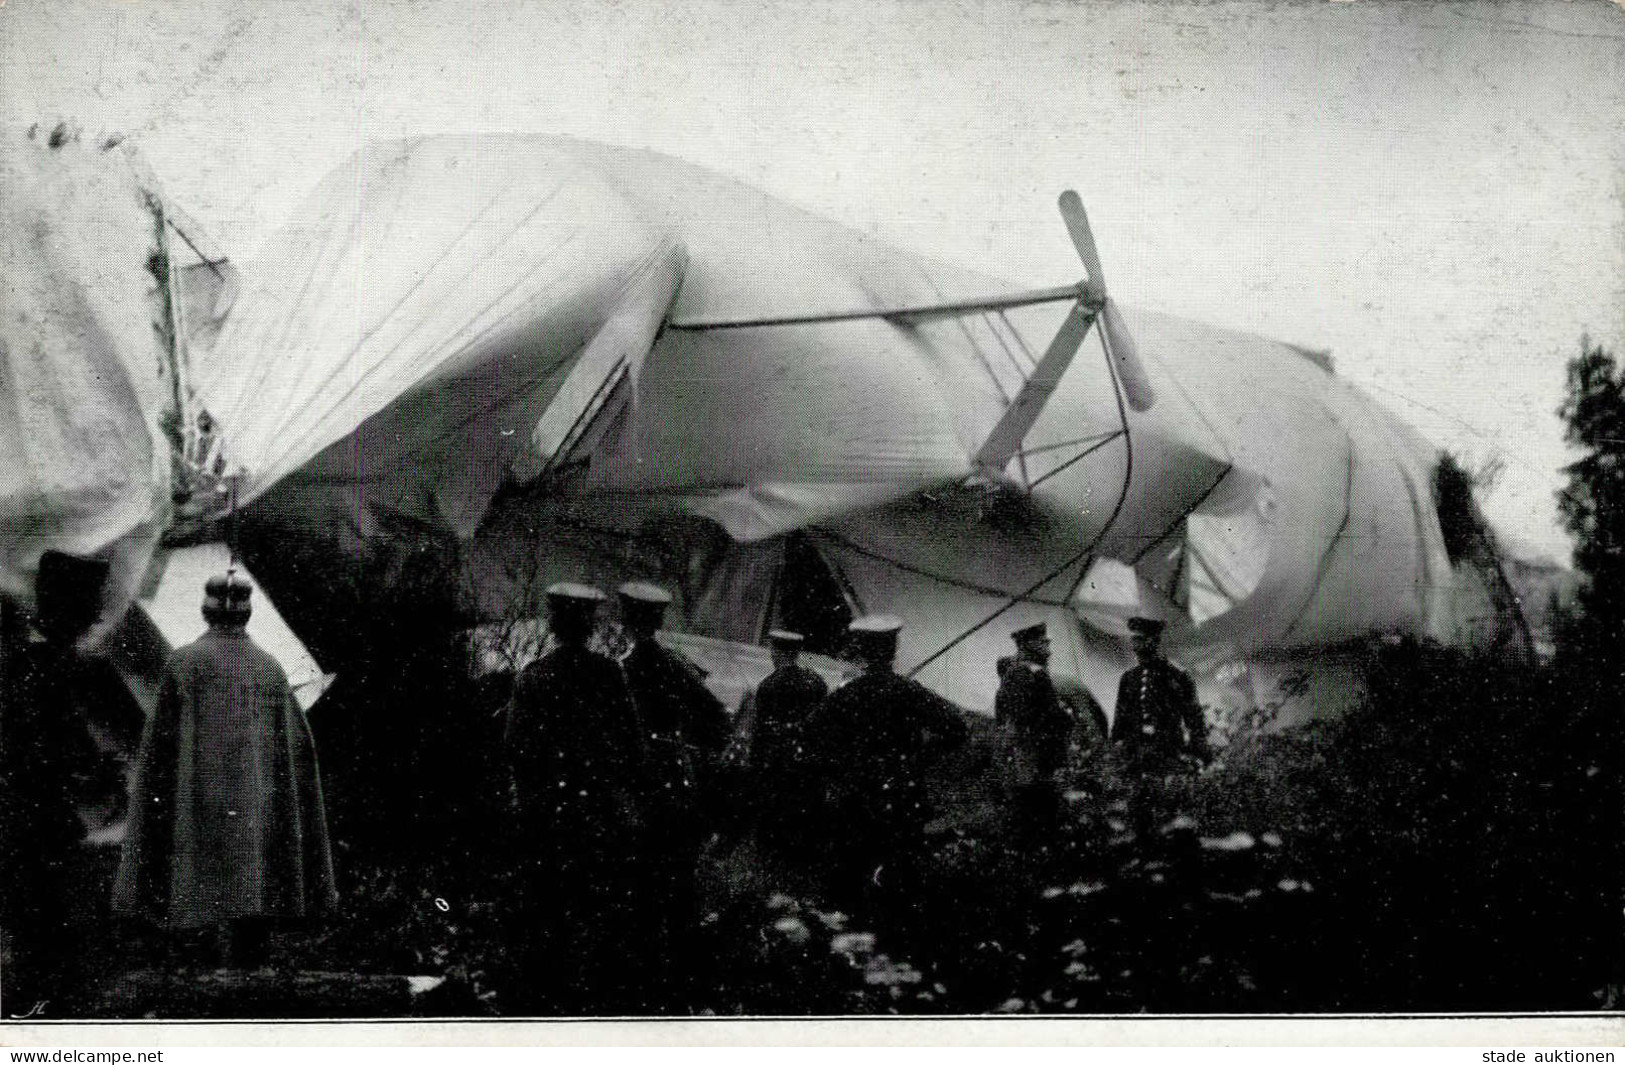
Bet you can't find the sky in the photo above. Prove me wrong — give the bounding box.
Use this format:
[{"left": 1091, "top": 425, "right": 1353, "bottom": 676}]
[{"left": 4, "top": 0, "right": 1622, "bottom": 562}]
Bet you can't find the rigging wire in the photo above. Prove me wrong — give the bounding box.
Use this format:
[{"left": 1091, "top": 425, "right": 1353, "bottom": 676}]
[
  {"left": 814, "top": 529, "right": 1076, "bottom": 607},
  {"left": 906, "top": 315, "right": 1137, "bottom": 679},
  {"left": 226, "top": 474, "right": 240, "bottom": 575},
  {"left": 1126, "top": 465, "right": 1234, "bottom": 566},
  {"left": 1026, "top": 431, "right": 1126, "bottom": 492}
]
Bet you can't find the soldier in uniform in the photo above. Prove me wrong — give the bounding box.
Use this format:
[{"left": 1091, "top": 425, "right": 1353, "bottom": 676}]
[
  {"left": 504, "top": 582, "right": 653, "bottom": 1012},
  {"left": 728, "top": 629, "right": 829, "bottom": 860},
  {"left": 114, "top": 573, "right": 339, "bottom": 969},
  {"left": 802, "top": 615, "right": 969, "bottom": 910},
  {"left": 614, "top": 581, "right": 732, "bottom": 1006},
  {"left": 1, "top": 550, "right": 110, "bottom": 1013},
  {"left": 1110, "top": 616, "right": 1211, "bottom": 833},
  {"left": 994, "top": 622, "right": 1075, "bottom": 847},
  {"left": 616, "top": 582, "right": 733, "bottom": 809}
]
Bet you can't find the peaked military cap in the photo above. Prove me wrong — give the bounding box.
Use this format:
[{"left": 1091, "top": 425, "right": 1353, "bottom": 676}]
[
  {"left": 848, "top": 614, "right": 904, "bottom": 635},
  {"left": 616, "top": 581, "right": 673, "bottom": 606},
  {"left": 546, "top": 582, "right": 606, "bottom": 606},
  {"left": 1126, "top": 615, "right": 1166, "bottom": 636},
  {"left": 848, "top": 615, "right": 904, "bottom": 663},
  {"left": 1011, "top": 621, "right": 1048, "bottom": 644},
  {"left": 617, "top": 582, "right": 672, "bottom": 634}
]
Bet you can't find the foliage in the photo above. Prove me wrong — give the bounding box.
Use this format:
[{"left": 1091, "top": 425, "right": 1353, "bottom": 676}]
[
  {"left": 292, "top": 857, "right": 504, "bottom": 1015},
  {"left": 1192, "top": 638, "right": 1616, "bottom": 1009},
  {"left": 1557, "top": 337, "right": 1625, "bottom": 671},
  {"left": 1434, "top": 452, "right": 1482, "bottom": 564},
  {"left": 688, "top": 639, "right": 1618, "bottom": 1014},
  {"left": 108, "top": 628, "right": 1604, "bottom": 1017},
  {"left": 1550, "top": 334, "right": 1625, "bottom": 1001},
  {"left": 225, "top": 452, "right": 1620, "bottom": 1014},
  {"left": 701, "top": 894, "right": 940, "bottom": 1014}
]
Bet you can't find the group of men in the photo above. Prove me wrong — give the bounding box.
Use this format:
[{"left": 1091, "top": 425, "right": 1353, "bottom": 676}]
[
  {"left": 995, "top": 614, "right": 1212, "bottom": 838},
  {"left": 499, "top": 582, "right": 976, "bottom": 1008},
  {"left": 499, "top": 579, "right": 1214, "bottom": 1007},
  {"left": 499, "top": 581, "right": 731, "bottom": 1009},
  {"left": 3, "top": 547, "right": 1213, "bottom": 1015}
]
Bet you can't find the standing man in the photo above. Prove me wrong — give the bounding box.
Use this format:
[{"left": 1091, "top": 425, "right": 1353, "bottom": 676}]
[
  {"left": 113, "top": 572, "right": 338, "bottom": 968},
  {"left": 616, "top": 582, "right": 733, "bottom": 797},
  {"left": 803, "top": 615, "right": 969, "bottom": 910},
  {"left": 504, "top": 582, "right": 652, "bottom": 1013},
  {"left": 994, "top": 622, "right": 1075, "bottom": 846},
  {"left": 1110, "top": 616, "right": 1210, "bottom": 831},
  {"left": 728, "top": 629, "right": 829, "bottom": 859},
  {"left": 2, "top": 550, "right": 109, "bottom": 1014},
  {"left": 614, "top": 581, "right": 731, "bottom": 1005}
]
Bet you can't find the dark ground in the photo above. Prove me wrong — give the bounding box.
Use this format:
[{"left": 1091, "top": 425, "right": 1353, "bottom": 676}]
[{"left": 6, "top": 632, "right": 1620, "bottom": 1020}]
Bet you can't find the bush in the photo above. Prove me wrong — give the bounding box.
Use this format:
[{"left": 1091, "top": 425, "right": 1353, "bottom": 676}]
[
  {"left": 693, "top": 638, "right": 1619, "bottom": 1014},
  {"left": 227, "top": 486, "right": 1621, "bottom": 1013}
]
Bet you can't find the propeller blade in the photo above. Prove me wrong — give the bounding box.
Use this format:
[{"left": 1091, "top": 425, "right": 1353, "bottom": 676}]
[
  {"left": 973, "top": 298, "right": 1095, "bottom": 473},
  {"left": 1058, "top": 190, "right": 1107, "bottom": 305},
  {"left": 1058, "top": 190, "right": 1156, "bottom": 412},
  {"left": 1100, "top": 298, "right": 1156, "bottom": 413}
]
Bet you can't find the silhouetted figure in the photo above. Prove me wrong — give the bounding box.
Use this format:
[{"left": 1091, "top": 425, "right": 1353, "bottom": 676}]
[
  {"left": 504, "top": 582, "right": 652, "bottom": 1013},
  {"left": 1, "top": 550, "right": 109, "bottom": 1015},
  {"left": 803, "top": 615, "right": 968, "bottom": 910},
  {"left": 113, "top": 573, "right": 338, "bottom": 969},
  {"left": 1110, "top": 616, "right": 1210, "bottom": 833},
  {"left": 728, "top": 629, "right": 829, "bottom": 859},
  {"left": 994, "top": 621, "right": 1074, "bottom": 847},
  {"left": 615, "top": 581, "right": 731, "bottom": 1007}
]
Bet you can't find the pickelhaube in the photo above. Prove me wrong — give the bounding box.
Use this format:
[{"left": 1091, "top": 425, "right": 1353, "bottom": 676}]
[{"left": 203, "top": 571, "right": 253, "bottom": 622}]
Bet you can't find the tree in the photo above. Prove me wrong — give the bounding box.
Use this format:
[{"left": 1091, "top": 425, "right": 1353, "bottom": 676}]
[
  {"left": 1557, "top": 337, "right": 1625, "bottom": 677},
  {"left": 1555, "top": 336, "right": 1625, "bottom": 1003}
]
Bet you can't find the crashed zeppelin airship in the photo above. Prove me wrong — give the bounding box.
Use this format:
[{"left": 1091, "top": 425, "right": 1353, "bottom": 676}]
[{"left": 1, "top": 130, "right": 1528, "bottom": 729}]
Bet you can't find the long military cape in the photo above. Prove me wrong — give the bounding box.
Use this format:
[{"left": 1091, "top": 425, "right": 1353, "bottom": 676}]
[{"left": 113, "top": 627, "right": 338, "bottom": 928}]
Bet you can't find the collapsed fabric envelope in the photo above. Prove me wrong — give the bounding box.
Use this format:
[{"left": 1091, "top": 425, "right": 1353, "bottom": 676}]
[
  {"left": 0, "top": 127, "right": 240, "bottom": 637},
  {"left": 0, "top": 129, "right": 176, "bottom": 632},
  {"left": 195, "top": 137, "right": 687, "bottom": 538},
  {"left": 196, "top": 134, "right": 1524, "bottom": 719}
]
